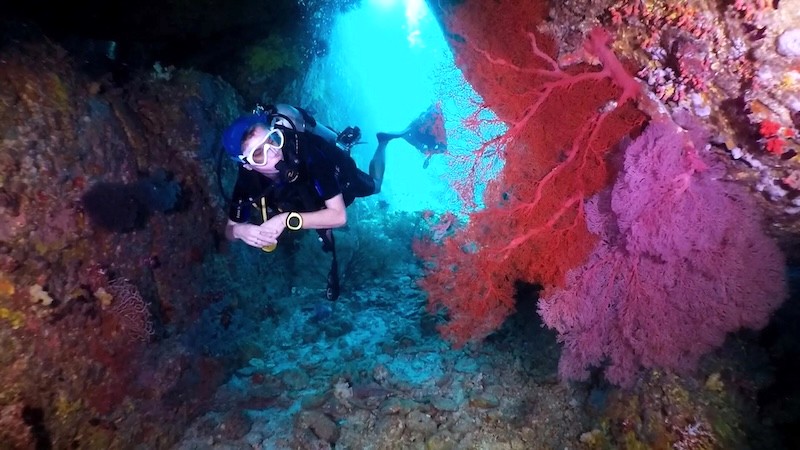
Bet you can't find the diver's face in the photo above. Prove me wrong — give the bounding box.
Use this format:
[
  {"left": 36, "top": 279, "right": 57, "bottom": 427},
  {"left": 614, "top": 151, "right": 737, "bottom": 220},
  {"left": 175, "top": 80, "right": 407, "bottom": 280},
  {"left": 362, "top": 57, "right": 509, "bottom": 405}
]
[{"left": 241, "top": 125, "right": 283, "bottom": 175}]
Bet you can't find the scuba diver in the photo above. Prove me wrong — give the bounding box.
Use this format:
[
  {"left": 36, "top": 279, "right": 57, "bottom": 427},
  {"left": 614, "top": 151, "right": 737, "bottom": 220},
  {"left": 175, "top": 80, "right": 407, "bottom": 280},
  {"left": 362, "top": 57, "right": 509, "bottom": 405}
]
[
  {"left": 402, "top": 102, "right": 448, "bottom": 168},
  {"left": 222, "top": 103, "right": 440, "bottom": 300}
]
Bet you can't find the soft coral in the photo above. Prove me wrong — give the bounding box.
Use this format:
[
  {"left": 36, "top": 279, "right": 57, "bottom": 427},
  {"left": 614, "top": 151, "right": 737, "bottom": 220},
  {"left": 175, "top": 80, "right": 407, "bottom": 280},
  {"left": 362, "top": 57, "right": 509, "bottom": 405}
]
[
  {"left": 539, "top": 120, "right": 786, "bottom": 386},
  {"left": 418, "top": 1, "right": 644, "bottom": 345}
]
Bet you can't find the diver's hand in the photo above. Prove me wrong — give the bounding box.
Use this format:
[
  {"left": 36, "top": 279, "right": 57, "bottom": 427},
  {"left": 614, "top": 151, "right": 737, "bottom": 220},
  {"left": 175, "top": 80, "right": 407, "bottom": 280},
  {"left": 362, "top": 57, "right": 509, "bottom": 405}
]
[
  {"left": 261, "top": 215, "right": 288, "bottom": 238},
  {"left": 232, "top": 223, "right": 280, "bottom": 248}
]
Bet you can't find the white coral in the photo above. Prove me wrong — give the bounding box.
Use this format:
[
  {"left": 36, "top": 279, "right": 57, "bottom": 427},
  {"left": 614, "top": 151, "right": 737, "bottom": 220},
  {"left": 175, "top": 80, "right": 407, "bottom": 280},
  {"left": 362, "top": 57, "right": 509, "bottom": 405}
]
[{"left": 777, "top": 29, "right": 800, "bottom": 57}]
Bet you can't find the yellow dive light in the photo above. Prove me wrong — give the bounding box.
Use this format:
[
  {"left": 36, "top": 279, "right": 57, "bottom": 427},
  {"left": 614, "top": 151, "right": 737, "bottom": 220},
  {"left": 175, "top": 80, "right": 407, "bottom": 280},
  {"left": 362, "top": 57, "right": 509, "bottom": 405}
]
[{"left": 261, "top": 197, "right": 276, "bottom": 252}]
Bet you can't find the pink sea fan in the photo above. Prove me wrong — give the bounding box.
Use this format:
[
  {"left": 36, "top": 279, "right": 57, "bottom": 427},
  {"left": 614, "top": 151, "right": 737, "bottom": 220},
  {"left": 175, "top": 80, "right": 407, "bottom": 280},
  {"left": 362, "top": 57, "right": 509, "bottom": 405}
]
[{"left": 539, "top": 120, "right": 787, "bottom": 387}]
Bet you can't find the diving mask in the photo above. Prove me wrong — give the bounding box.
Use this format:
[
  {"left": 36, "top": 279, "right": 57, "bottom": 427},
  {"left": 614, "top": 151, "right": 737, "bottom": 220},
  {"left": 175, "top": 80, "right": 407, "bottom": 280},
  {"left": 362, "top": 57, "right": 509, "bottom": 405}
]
[{"left": 239, "top": 128, "right": 285, "bottom": 166}]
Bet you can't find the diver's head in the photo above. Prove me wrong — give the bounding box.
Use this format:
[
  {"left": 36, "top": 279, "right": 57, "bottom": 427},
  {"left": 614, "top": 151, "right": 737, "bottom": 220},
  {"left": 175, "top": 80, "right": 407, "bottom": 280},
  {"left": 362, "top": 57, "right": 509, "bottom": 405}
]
[
  {"left": 221, "top": 114, "right": 285, "bottom": 172},
  {"left": 238, "top": 124, "right": 286, "bottom": 176},
  {"left": 222, "top": 113, "right": 301, "bottom": 182}
]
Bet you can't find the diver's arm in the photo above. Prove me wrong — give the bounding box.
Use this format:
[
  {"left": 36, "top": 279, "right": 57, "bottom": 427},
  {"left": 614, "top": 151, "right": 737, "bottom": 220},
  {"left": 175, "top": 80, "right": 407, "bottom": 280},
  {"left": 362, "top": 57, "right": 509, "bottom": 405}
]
[
  {"left": 272, "top": 194, "right": 347, "bottom": 231},
  {"left": 225, "top": 219, "right": 242, "bottom": 241},
  {"left": 227, "top": 195, "right": 347, "bottom": 247}
]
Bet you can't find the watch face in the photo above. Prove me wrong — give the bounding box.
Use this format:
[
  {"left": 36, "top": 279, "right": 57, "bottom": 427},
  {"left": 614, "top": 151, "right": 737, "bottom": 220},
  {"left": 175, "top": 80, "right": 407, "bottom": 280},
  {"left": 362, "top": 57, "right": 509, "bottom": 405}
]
[{"left": 287, "top": 213, "right": 302, "bottom": 230}]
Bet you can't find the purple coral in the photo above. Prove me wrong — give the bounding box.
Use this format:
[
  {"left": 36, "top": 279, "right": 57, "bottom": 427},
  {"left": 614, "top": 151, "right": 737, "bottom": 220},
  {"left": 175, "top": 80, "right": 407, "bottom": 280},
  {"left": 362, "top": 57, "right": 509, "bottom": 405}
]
[{"left": 539, "top": 120, "right": 787, "bottom": 386}]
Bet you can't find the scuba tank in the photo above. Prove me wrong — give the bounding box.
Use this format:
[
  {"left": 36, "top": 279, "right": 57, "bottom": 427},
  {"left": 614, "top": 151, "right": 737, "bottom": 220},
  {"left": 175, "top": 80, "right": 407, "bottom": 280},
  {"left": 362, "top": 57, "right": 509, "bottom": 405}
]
[{"left": 268, "top": 103, "right": 361, "bottom": 153}]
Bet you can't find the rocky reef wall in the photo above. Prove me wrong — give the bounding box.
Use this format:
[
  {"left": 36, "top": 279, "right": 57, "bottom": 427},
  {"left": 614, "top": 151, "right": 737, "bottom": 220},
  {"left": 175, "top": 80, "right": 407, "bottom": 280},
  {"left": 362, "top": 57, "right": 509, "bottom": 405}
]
[{"left": 0, "top": 31, "right": 267, "bottom": 449}]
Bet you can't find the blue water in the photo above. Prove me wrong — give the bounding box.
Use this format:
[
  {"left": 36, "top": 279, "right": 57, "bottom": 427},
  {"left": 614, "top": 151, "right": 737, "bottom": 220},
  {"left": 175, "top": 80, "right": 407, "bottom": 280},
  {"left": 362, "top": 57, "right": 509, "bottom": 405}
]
[{"left": 305, "top": 0, "right": 505, "bottom": 214}]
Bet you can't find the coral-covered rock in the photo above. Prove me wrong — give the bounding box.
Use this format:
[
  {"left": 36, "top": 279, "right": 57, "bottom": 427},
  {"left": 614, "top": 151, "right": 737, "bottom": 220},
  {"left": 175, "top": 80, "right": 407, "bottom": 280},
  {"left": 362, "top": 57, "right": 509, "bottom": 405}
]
[
  {"left": 0, "top": 29, "right": 243, "bottom": 449},
  {"left": 0, "top": 404, "right": 35, "bottom": 449}
]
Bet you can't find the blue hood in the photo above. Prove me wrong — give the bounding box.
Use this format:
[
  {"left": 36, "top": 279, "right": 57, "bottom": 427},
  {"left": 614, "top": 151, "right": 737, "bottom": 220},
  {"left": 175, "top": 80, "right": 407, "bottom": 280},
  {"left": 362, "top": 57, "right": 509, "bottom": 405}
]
[{"left": 221, "top": 113, "right": 269, "bottom": 160}]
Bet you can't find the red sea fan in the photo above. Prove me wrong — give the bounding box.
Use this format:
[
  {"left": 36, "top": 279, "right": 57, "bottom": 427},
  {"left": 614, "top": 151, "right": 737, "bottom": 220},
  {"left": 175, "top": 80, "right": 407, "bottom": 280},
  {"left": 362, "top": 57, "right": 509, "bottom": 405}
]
[
  {"left": 418, "top": 0, "right": 645, "bottom": 346},
  {"left": 539, "top": 120, "right": 787, "bottom": 386}
]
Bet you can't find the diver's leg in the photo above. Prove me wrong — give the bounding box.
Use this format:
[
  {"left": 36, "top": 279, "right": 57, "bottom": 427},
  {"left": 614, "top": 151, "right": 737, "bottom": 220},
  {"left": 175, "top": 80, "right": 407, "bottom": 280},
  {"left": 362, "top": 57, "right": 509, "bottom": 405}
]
[{"left": 369, "top": 133, "right": 401, "bottom": 194}]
